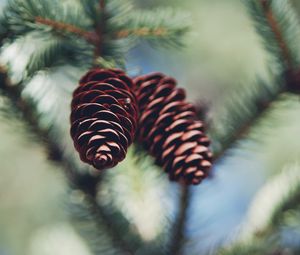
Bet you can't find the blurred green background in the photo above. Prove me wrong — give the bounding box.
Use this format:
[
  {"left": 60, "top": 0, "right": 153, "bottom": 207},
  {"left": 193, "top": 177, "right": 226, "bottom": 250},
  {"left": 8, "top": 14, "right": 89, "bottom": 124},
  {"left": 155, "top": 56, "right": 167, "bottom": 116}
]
[{"left": 1, "top": 0, "right": 300, "bottom": 255}]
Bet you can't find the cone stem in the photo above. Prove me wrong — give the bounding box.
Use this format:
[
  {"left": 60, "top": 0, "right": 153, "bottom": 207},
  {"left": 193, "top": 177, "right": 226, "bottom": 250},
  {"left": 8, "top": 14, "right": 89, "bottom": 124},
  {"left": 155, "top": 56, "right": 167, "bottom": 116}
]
[
  {"left": 94, "top": 0, "right": 106, "bottom": 62},
  {"left": 168, "top": 184, "right": 190, "bottom": 255}
]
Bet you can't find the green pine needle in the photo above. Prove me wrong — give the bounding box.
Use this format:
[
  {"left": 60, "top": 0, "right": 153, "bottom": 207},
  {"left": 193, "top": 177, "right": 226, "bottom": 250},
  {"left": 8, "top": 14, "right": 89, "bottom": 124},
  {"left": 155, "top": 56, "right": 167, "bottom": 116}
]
[
  {"left": 115, "top": 8, "right": 190, "bottom": 49},
  {"left": 244, "top": 0, "right": 300, "bottom": 72}
]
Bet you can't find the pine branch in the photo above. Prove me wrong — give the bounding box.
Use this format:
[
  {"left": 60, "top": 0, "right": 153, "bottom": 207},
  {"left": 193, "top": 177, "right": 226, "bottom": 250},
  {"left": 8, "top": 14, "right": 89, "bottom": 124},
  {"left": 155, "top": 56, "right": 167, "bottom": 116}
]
[
  {"left": 3, "top": 0, "right": 189, "bottom": 71},
  {"left": 68, "top": 166, "right": 143, "bottom": 255},
  {"left": 260, "top": 0, "right": 294, "bottom": 71},
  {"left": 25, "top": 35, "right": 89, "bottom": 78},
  {"left": 212, "top": 96, "right": 282, "bottom": 162},
  {"left": 116, "top": 27, "right": 175, "bottom": 39},
  {"left": 99, "top": 0, "right": 105, "bottom": 10},
  {"left": 270, "top": 166, "right": 300, "bottom": 228},
  {"left": 2, "top": 0, "right": 98, "bottom": 70},
  {"left": 244, "top": 0, "right": 300, "bottom": 72},
  {"left": 116, "top": 8, "right": 189, "bottom": 49},
  {"left": 0, "top": 66, "right": 65, "bottom": 163},
  {"left": 3, "top": 0, "right": 92, "bottom": 41},
  {"left": 35, "top": 16, "right": 98, "bottom": 44},
  {"left": 0, "top": 65, "right": 142, "bottom": 255},
  {"left": 214, "top": 0, "right": 300, "bottom": 161},
  {"left": 94, "top": 0, "right": 105, "bottom": 60},
  {"left": 78, "top": 0, "right": 98, "bottom": 20},
  {"left": 69, "top": 200, "right": 118, "bottom": 255},
  {"left": 167, "top": 184, "right": 190, "bottom": 255},
  {"left": 22, "top": 33, "right": 94, "bottom": 78},
  {"left": 210, "top": 77, "right": 284, "bottom": 162},
  {"left": 69, "top": 186, "right": 129, "bottom": 255},
  {"left": 84, "top": 193, "right": 139, "bottom": 255},
  {"left": 78, "top": 0, "right": 135, "bottom": 64},
  {"left": 0, "top": 65, "right": 96, "bottom": 200}
]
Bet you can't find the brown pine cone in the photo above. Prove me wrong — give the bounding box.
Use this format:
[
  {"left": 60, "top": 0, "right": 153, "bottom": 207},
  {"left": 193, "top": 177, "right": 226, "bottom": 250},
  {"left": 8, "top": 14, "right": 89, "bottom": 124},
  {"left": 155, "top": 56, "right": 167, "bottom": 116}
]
[
  {"left": 70, "top": 68, "right": 138, "bottom": 170},
  {"left": 134, "top": 73, "right": 212, "bottom": 185}
]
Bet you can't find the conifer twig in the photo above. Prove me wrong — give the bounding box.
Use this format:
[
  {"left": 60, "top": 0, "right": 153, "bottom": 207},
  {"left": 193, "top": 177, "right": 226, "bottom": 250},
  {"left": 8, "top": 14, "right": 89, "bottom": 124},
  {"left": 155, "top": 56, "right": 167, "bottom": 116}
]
[
  {"left": 168, "top": 184, "right": 190, "bottom": 255},
  {"left": 84, "top": 193, "right": 137, "bottom": 255},
  {"left": 100, "top": 0, "right": 105, "bottom": 9},
  {"left": 35, "top": 16, "right": 99, "bottom": 44},
  {"left": 213, "top": 0, "right": 298, "bottom": 162},
  {"left": 259, "top": 0, "right": 294, "bottom": 71},
  {"left": 212, "top": 89, "right": 283, "bottom": 162},
  {"left": 116, "top": 27, "right": 169, "bottom": 38},
  {"left": 94, "top": 0, "right": 106, "bottom": 60},
  {"left": 0, "top": 66, "right": 64, "bottom": 162}
]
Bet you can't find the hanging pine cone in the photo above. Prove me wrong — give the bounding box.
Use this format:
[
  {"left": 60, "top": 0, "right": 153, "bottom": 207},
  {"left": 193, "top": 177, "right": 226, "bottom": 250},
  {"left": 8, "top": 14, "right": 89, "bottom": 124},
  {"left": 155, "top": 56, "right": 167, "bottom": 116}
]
[
  {"left": 70, "top": 68, "right": 138, "bottom": 170},
  {"left": 134, "top": 73, "right": 212, "bottom": 185}
]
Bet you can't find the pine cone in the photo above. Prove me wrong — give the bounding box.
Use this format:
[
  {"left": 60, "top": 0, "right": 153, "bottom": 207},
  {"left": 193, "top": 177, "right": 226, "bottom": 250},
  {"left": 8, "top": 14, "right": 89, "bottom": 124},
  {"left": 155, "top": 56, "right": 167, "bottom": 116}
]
[
  {"left": 70, "top": 68, "right": 138, "bottom": 170},
  {"left": 134, "top": 73, "right": 212, "bottom": 185}
]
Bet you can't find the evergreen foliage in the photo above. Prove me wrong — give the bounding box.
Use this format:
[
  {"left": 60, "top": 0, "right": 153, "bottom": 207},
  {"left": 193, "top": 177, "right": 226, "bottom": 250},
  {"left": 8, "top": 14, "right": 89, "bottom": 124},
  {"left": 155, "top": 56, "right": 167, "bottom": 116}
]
[{"left": 0, "top": 0, "right": 300, "bottom": 254}]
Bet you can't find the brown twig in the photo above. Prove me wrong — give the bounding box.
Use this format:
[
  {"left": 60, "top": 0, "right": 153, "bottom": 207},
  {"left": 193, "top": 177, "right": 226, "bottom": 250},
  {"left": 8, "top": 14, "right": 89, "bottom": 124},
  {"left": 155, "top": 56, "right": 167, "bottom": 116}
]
[
  {"left": 168, "top": 184, "right": 190, "bottom": 255},
  {"left": 100, "top": 0, "right": 105, "bottom": 9},
  {"left": 260, "top": 0, "right": 294, "bottom": 71},
  {"left": 35, "top": 16, "right": 99, "bottom": 45},
  {"left": 115, "top": 27, "right": 168, "bottom": 38},
  {"left": 94, "top": 0, "right": 106, "bottom": 61}
]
